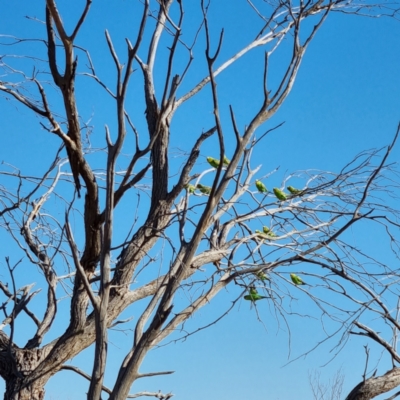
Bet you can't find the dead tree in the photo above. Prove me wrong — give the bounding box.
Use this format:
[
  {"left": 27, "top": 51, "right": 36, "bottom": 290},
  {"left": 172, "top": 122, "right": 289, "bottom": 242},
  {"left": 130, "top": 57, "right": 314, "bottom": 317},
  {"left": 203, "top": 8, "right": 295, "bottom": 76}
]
[{"left": 0, "top": 1, "right": 399, "bottom": 399}]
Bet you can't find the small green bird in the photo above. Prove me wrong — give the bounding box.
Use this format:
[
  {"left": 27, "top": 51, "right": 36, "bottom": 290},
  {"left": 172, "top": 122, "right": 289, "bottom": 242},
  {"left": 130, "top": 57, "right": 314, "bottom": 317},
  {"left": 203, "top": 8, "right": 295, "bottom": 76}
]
[
  {"left": 185, "top": 184, "right": 196, "bottom": 194},
  {"left": 255, "top": 271, "right": 270, "bottom": 281},
  {"left": 287, "top": 186, "right": 302, "bottom": 195},
  {"left": 255, "top": 180, "right": 268, "bottom": 193},
  {"left": 207, "top": 157, "right": 220, "bottom": 169},
  {"left": 273, "top": 187, "right": 287, "bottom": 201},
  {"left": 262, "top": 226, "right": 277, "bottom": 237},
  {"left": 244, "top": 287, "right": 267, "bottom": 302},
  {"left": 255, "top": 229, "right": 269, "bottom": 239},
  {"left": 196, "top": 183, "right": 212, "bottom": 195},
  {"left": 207, "top": 156, "right": 230, "bottom": 168},
  {"left": 290, "top": 273, "right": 307, "bottom": 285}
]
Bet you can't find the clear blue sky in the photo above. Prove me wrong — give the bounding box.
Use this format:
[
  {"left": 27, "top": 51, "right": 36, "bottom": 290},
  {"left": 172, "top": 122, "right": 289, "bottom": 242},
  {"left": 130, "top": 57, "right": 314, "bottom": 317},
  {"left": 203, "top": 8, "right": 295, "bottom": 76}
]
[{"left": 1, "top": 1, "right": 400, "bottom": 399}]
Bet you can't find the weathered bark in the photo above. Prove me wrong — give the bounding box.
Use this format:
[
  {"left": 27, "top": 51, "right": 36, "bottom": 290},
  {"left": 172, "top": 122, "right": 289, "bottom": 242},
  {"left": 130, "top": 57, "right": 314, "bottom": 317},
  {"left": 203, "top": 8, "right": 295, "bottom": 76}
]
[
  {"left": 46, "top": 1, "right": 102, "bottom": 339},
  {"left": 4, "top": 377, "right": 46, "bottom": 400},
  {"left": 0, "top": 346, "right": 52, "bottom": 400},
  {"left": 345, "top": 368, "right": 400, "bottom": 400}
]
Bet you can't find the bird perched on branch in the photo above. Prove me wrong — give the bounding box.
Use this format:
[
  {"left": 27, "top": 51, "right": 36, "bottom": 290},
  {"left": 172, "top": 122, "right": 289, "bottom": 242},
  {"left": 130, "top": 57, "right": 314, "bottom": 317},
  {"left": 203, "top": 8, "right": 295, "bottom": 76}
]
[
  {"left": 273, "top": 187, "right": 287, "bottom": 201},
  {"left": 287, "top": 186, "right": 302, "bottom": 195},
  {"left": 207, "top": 155, "right": 230, "bottom": 169},
  {"left": 196, "top": 183, "right": 212, "bottom": 195},
  {"left": 185, "top": 184, "right": 196, "bottom": 194},
  {"left": 262, "top": 226, "right": 277, "bottom": 237},
  {"left": 207, "top": 157, "right": 220, "bottom": 168},
  {"left": 255, "top": 230, "right": 269, "bottom": 240},
  {"left": 255, "top": 180, "right": 268, "bottom": 193},
  {"left": 244, "top": 287, "right": 267, "bottom": 302},
  {"left": 223, "top": 155, "right": 230, "bottom": 165},
  {"left": 290, "top": 273, "right": 307, "bottom": 285},
  {"left": 255, "top": 271, "right": 270, "bottom": 281}
]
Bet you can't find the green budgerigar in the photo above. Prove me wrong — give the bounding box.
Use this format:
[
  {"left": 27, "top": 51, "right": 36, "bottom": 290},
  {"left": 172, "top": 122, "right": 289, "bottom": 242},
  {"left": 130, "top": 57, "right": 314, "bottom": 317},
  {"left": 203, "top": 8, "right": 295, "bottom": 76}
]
[
  {"left": 255, "top": 229, "right": 269, "bottom": 239},
  {"left": 185, "top": 184, "right": 196, "bottom": 194},
  {"left": 196, "top": 183, "right": 212, "bottom": 195},
  {"left": 244, "top": 287, "right": 267, "bottom": 302},
  {"left": 287, "top": 186, "right": 302, "bottom": 195},
  {"left": 207, "top": 157, "right": 220, "bottom": 169},
  {"left": 273, "top": 187, "right": 287, "bottom": 201},
  {"left": 255, "top": 271, "right": 270, "bottom": 281},
  {"left": 290, "top": 273, "right": 307, "bottom": 285},
  {"left": 262, "top": 226, "right": 277, "bottom": 237},
  {"left": 206, "top": 155, "right": 230, "bottom": 169},
  {"left": 255, "top": 180, "right": 268, "bottom": 193}
]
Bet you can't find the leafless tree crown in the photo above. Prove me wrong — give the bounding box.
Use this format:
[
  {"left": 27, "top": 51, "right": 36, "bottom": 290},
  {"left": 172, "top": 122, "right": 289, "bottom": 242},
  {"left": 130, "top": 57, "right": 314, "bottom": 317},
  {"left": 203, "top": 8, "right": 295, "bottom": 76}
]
[{"left": 0, "top": 1, "right": 400, "bottom": 399}]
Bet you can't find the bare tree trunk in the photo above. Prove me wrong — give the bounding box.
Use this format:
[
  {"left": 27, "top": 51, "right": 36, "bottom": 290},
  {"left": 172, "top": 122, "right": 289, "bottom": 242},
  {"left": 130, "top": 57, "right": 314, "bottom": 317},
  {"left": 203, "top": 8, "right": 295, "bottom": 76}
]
[
  {"left": 4, "top": 378, "right": 46, "bottom": 400},
  {"left": 345, "top": 368, "right": 400, "bottom": 400},
  {"left": 1, "top": 347, "right": 51, "bottom": 400}
]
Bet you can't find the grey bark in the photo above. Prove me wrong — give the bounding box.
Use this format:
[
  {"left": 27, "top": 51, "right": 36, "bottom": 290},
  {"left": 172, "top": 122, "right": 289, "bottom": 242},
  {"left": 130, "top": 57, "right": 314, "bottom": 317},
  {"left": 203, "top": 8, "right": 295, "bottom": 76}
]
[{"left": 345, "top": 368, "right": 400, "bottom": 400}]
